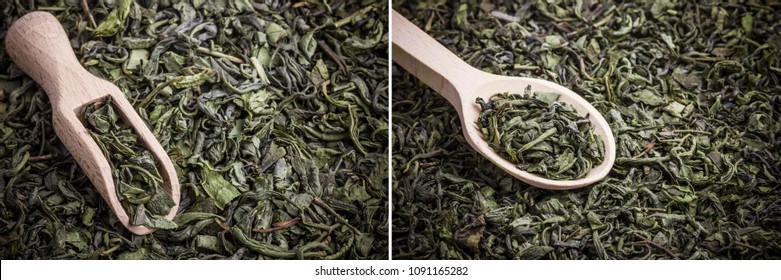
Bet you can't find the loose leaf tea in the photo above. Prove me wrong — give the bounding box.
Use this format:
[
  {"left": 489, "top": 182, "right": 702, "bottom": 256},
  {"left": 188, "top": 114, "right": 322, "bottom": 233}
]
[
  {"left": 83, "top": 96, "right": 175, "bottom": 230},
  {"left": 476, "top": 89, "right": 604, "bottom": 180},
  {"left": 1, "top": 0, "right": 388, "bottom": 260},
  {"left": 393, "top": 0, "right": 780, "bottom": 260}
]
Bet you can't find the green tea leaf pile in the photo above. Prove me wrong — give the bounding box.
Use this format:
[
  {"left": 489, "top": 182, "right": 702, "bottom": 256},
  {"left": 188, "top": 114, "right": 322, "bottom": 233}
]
[
  {"left": 1, "top": 0, "right": 388, "bottom": 259},
  {"left": 393, "top": 0, "right": 780, "bottom": 260}
]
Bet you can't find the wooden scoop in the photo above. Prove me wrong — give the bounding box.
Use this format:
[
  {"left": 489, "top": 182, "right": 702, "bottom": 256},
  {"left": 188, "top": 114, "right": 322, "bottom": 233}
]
[
  {"left": 392, "top": 10, "right": 616, "bottom": 190},
  {"left": 5, "top": 12, "right": 180, "bottom": 234}
]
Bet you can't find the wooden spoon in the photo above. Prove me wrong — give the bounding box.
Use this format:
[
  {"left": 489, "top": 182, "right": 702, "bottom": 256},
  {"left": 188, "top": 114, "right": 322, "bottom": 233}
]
[
  {"left": 5, "top": 12, "right": 180, "bottom": 234},
  {"left": 392, "top": 10, "right": 616, "bottom": 190}
]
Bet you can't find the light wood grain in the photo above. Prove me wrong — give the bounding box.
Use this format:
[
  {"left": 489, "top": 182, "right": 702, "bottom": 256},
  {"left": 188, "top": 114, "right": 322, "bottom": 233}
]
[
  {"left": 5, "top": 12, "right": 180, "bottom": 234},
  {"left": 392, "top": 10, "right": 616, "bottom": 190}
]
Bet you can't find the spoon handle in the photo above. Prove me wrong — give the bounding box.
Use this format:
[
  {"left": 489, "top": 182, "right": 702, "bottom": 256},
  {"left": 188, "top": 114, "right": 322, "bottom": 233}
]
[
  {"left": 5, "top": 12, "right": 94, "bottom": 107},
  {"left": 391, "top": 10, "right": 481, "bottom": 107}
]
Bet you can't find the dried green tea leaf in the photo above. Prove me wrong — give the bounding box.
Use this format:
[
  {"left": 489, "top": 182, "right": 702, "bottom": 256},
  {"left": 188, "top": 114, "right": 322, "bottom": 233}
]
[
  {"left": 92, "top": 0, "right": 133, "bottom": 37},
  {"left": 266, "top": 22, "right": 288, "bottom": 45},
  {"left": 299, "top": 32, "right": 318, "bottom": 60},
  {"left": 201, "top": 167, "right": 240, "bottom": 210}
]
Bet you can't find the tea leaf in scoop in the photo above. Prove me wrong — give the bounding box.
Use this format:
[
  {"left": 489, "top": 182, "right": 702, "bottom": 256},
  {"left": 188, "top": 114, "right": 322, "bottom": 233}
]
[
  {"left": 83, "top": 96, "right": 175, "bottom": 230},
  {"left": 476, "top": 90, "right": 604, "bottom": 180}
]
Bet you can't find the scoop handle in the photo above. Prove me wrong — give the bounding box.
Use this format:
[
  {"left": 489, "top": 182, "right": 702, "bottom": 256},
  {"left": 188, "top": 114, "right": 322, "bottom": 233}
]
[
  {"left": 5, "top": 11, "right": 88, "bottom": 106},
  {"left": 391, "top": 10, "right": 481, "bottom": 108}
]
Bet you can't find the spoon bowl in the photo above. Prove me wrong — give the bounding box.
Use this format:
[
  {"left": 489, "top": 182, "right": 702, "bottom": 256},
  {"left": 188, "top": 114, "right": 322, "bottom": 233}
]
[
  {"left": 392, "top": 10, "right": 616, "bottom": 189},
  {"left": 460, "top": 75, "right": 616, "bottom": 189}
]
